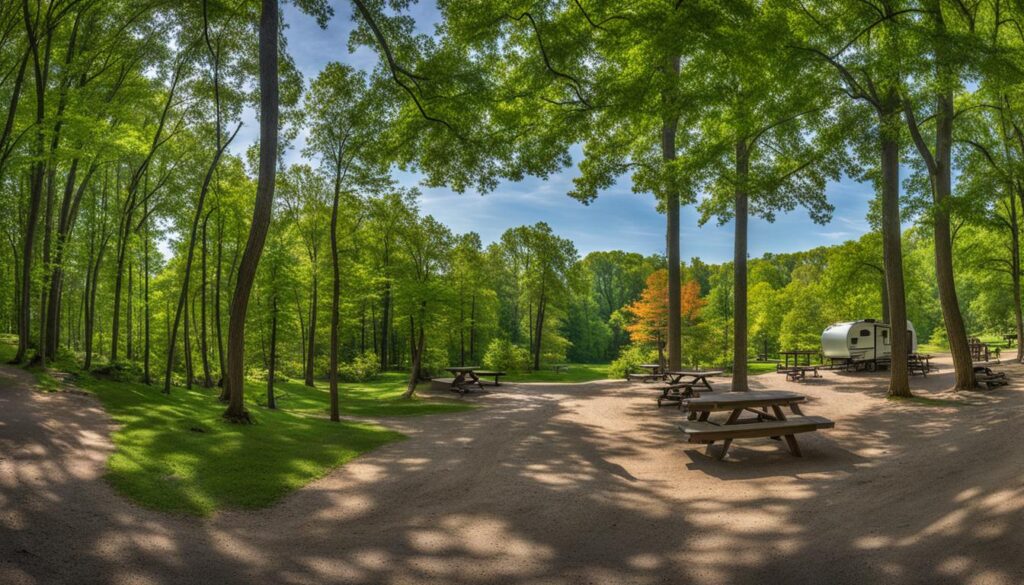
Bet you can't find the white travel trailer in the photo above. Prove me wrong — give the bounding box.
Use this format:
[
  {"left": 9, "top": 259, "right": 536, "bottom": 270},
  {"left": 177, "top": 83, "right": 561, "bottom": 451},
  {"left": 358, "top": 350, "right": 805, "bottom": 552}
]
[{"left": 821, "top": 320, "right": 917, "bottom": 367}]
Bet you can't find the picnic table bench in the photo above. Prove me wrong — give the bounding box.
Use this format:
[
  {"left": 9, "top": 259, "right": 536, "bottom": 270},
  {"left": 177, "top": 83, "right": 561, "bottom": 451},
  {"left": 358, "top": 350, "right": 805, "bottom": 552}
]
[
  {"left": 679, "top": 391, "right": 834, "bottom": 459},
  {"left": 665, "top": 370, "right": 722, "bottom": 390},
  {"left": 655, "top": 382, "right": 713, "bottom": 408},
  {"left": 444, "top": 366, "right": 484, "bottom": 394},
  {"left": 474, "top": 370, "right": 506, "bottom": 386},
  {"left": 908, "top": 353, "right": 934, "bottom": 376},
  {"left": 627, "top": 363, "right": 666, "bottom": 382},
  {"left": 974, "top": 366, "right": 1008, "bottom": 389},
  {"left": 779, "top": 365, "right": 820, "bottom": 382}
]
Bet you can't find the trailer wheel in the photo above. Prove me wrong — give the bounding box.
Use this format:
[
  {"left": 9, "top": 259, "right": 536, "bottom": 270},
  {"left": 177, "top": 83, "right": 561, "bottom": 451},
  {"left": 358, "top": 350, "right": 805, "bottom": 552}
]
[{"left": 867, "top": 361, "right": 877, "bottom": 372}]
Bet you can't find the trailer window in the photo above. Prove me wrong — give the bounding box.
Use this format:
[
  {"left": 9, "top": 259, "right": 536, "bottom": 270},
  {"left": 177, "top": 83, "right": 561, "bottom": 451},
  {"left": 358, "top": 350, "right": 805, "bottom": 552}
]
[
  {"left": 860, "top": 329, "right": 870, "bottom": 336},
  {"left": 850, "top": 338, "right": 858, "bottom": 345}
]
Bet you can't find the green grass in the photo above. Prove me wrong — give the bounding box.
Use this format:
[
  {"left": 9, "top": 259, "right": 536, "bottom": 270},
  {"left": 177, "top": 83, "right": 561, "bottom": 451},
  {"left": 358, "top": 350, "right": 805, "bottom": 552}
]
[
  {"left": 747, "top": 361, "right": 781, "bottom": 374},
  {"left": 3, "top": 341, "right": 472, "bottom": 516},
  {"left": 502, "top": 363, "right": 611, "bottom": 383},
  {"left": 888, "top": 395, "right": 971, "bottom": 408}
]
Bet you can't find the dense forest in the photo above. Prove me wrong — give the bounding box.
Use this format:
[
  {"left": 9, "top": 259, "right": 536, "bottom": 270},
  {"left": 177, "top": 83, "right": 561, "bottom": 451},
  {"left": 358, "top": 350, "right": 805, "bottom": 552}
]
[{"left": 3, "top": 0, "right": 1024, "bottom": 417}]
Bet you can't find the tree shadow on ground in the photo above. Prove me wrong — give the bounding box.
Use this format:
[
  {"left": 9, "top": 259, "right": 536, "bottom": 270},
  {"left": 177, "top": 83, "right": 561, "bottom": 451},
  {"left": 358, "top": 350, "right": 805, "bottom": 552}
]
[{"left": 3, "top": 359, "right": 1024, "bottom": 584}]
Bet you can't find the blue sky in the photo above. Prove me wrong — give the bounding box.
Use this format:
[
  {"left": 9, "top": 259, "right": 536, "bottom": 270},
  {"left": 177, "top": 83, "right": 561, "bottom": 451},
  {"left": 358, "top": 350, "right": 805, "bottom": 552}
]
[{"left": 230, "top": 1, "right": 877, "bottom": 264}]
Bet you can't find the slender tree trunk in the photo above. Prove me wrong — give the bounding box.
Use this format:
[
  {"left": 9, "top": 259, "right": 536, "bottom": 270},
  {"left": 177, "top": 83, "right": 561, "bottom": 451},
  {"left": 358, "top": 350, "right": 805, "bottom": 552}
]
[
  {"left": 379, "top": 280, "right": 391, "bottom": 370},
  {"left": 214, "top": 212, "right": 225, "bottom": 384},
  {"left": 328, "top": 177, "right": 341, "bottom": 422},
  {"left": 533, "top": 290, "right": 546, "bottom": 371},
  {"left": 184, "top": 289, "right": 193, "bottom": 388},
  {"left": 224, "top": 0, "right": 279, "bottom": 422},
  {"left": 880, "top": 98, "right": 911, "bottom": 398},
  {"left": 143, "top": 211, "right": 151, "bottom": 384},
  {"left": 84, "top": 238, "right": 107, "bottom": 370},
  {"left": 305, "top": 273, "right": 317, "bottom": 386},
  {"left": 932, "top": 88, "right": 974, "bottom": 389},
  {"left": 732, "top": 140, "right": 750, "bottom": 391},
  {"left": 267, "top": 294, "right": 277, "bottom": 409},
  {"left": 663, "top": 55, "right": 682, "bottom": 371},
  {"left": 126, "top": 248, "right": 133, "bottom": 360},
  {"left": 1010, "top": 193, "right": 1024, "bottom": 363},
  {"left": 200, "top": 210, "right": 213, "bottom": 386},
  {"left": 403, "top": 304, "right": 426, "bottom": 399},
  {"left": 469, "top": 295, "right": 477, "bottom": 363},
  {"left": 16, "top": 22, "right": 46, "bottom": 364}
]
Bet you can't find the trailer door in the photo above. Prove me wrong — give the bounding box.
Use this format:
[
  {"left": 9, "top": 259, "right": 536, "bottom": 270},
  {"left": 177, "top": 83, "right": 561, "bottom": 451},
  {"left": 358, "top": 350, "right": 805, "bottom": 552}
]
[{"left": 876, "top": 326, "right": 891, "bottom": 358}]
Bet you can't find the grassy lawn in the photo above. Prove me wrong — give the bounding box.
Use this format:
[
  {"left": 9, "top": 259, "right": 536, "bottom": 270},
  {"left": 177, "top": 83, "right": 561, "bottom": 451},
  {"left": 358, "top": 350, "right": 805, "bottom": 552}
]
[
  {"left": 747, "top": 361, "right": 781, "bottom": 374},
  {"left": 2, "top": 340, "right": 471, "bottom": 516},
  {"left": 502, "top": 363, "right": 611, "bottom": 383}
]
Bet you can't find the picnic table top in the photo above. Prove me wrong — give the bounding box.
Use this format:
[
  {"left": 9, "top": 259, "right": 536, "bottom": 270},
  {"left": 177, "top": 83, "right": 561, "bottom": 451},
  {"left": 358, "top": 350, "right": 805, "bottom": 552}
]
[
  {"left": 667, "top": 370, "right": 723, "bottom": 377},
  {"left": 685, "top": 390, "right": 806, "bottom": 411},
  {"left": 446, "top": 366, "right": 481, "bottom": 372}
]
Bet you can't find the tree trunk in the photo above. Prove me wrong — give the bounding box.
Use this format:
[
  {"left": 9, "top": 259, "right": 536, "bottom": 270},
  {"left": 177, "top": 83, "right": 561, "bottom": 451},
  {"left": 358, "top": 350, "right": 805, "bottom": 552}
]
[
  {"left": 1011, "top": 191, "right": 1024, "bottom": 363},
  {"left": 126, "top": 246, "right": 133, "bottom": 360},
  {"left": 266, "top": 295, "right": 277, "bottom": 409},
  {"left": 200, "top": 210, "right": 213, "bottom": 386},
  {"left": 403, "top": 306, "right": 426, "bottom": 399},
  {"left": 732, "top": 140, "right": 750, "bottom": 391},
  {"left": 469, "top": 294, "right": 476, "bottom": 363},
  {"left": 533, "top": 290, "right": 546, "bottom": 371},
  {"left": 305, "top": 273, "right": 317, "bottom": 386},
  {"left": 328, "top": 176, "right": 341, "bottom": 422},
  {"left": 143, "top": 209, "right": 151, "bottom": 384},
  {"left": 931, "top": 88, "right": 974, "bottom": 389},
  {"left": 224, "top": 0, "right": 278, "bottom": 423},
  {"left": 379, "top": 280, "right": 391, "bottom": 370},
  {"left": 880, "top": 98, "right": 911, "bottom": 398},
  {"left": 214, "top": 212, "right": 226, "bottom": 385},
  {"left": 663, "top": 55, "right": 682, "bottom": 371}
]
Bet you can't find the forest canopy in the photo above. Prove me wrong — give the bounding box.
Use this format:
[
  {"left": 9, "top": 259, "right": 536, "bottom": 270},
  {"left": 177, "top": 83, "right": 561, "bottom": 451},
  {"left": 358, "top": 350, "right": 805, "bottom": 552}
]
[{"left": 2, "top": 0, "right": 1023, "bottom": 413}]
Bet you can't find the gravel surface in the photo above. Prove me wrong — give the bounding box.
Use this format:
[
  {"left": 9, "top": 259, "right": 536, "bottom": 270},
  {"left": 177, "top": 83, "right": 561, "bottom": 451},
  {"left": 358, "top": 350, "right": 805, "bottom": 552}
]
[{"left": 2, "top": 358, "right": 1023, "bottom": 585}]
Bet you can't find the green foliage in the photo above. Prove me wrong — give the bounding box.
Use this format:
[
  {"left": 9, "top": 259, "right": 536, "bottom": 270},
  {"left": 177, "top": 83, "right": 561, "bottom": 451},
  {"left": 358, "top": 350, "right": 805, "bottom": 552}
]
[
  {"left": 482, "top": 338, "right": 531, "bottom": 372},
  {"left": 338, "top": 351, "right": 380, "bottom": 382},
  {"left": 608, "top": 345, "right": 659, "bottom": 380}
]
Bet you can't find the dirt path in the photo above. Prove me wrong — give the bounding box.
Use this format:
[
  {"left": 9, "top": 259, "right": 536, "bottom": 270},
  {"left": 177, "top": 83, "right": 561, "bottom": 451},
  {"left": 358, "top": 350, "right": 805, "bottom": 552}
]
[{"left": 2, "top": 359, "right": 1024, "bottom": 585}]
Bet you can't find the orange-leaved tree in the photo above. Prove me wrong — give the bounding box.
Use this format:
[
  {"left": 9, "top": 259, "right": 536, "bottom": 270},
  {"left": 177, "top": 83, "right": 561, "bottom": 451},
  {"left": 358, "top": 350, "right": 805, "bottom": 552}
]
[{"left": 624, "top": 269, "right": 704, "bottom": 347}]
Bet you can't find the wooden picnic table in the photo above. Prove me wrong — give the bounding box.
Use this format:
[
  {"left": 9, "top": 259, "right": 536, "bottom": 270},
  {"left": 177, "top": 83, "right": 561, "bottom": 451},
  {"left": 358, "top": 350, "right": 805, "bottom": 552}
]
[
  {"left": 778, "top": 350, "right": 819, "bottom": 369},
  {"left": 445, "top": 366, "right": 483, "bottom": 394},
  {"left": 679, "top": 391, "right": 834, "bottom": 459},
  {"left": 628, "top": 363, "right": 667, "bottom": 382},
  {"left": 665, "top": 370, "right": 722, "bottom": 390},
  {"left": 908, "top": 353, "right": 934, "bottom": 376}
]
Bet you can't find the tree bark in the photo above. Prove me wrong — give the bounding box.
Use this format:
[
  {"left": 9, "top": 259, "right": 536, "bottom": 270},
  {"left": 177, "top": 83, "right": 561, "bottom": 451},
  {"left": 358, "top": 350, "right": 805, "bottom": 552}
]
[
  {"left": 532, "top": 288, "right": 546, "bottom": 370},
  {"left": 880, "top": 97, "right": 912, "bottom": 398},
  {"left": 16, "top": 0, "right": 48, "bottom": 364},
  {"left": 732, "top": 140, "right": 750, "bottom": 391},
  {"left": 379, "top": 280, "right": 391, "bottom": 370},
  {"left": 143, "top": 206, "right": 151, "bottom": 384},
  {"left": 662, "top": 55, "right": 682, "bottom": 371},
  {"left": 199, "top": 209, "right": 213, "bottom": 386},
  {"left": 328, "top": 175, "right": 341, "bottom": 422},
  {"left": 224, "top": 0, "right": 278, "bottom": 422},
  {"left": 403, "top": 305, "right": 426, "bottom": 399},
  {"left": 266, "top": 294, "right": 277, "bottom": 409},
  {"left": 305, "top": 273, "right": 317, "bottom": 386}
]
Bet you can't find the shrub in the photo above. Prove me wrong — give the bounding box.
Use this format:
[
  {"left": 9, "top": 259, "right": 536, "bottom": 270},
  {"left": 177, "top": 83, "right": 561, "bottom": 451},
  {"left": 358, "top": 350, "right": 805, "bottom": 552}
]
[
  {"left": 608, "top": 345, "right": 659, "bottom": 379},
  {"left": 482, "top": 338, "right": 531, "bottom": 372},
  {"left": 92, "top": 361, "right": 144, "bottom": 383},
  {"left": 338, "top": 351, "right": 380, "bottom": 382},
  {"left": 419, "top": 345, "right": 449, "bottom": 378}
]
